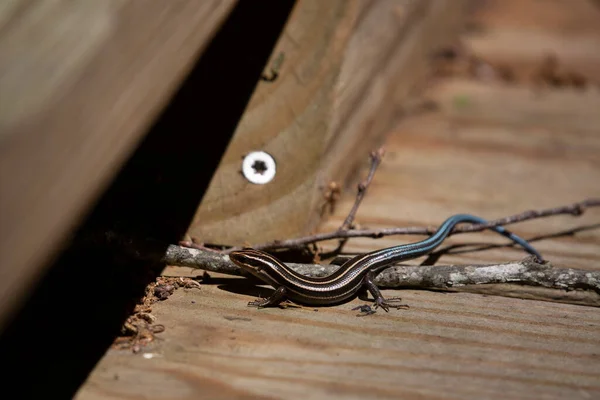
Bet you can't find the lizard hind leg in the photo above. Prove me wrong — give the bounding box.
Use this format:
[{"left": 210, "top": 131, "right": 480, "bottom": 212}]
[{"left": 363, "top": 272, "right": 409, "bottom": 312}]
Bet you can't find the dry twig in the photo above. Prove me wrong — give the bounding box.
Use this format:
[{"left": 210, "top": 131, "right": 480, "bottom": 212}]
[
  {"left": 339, "top": 147, "right": 385, "bottom": 230},
  {"left": 163, "top": 246, "right": 600, "bottom": 306},
  {"left": 178, "top": 144, "right": 599, "bottom": 255},
  {"left": 219, "top": 198, "right": 600, "bottom": 254}
]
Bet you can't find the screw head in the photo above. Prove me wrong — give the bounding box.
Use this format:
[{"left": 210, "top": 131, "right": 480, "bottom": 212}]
[{"left": 241, "top": 151, "right": 276, "bottom": 184}]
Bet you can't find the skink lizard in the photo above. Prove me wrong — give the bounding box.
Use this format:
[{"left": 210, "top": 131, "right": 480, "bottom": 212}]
[{"left": 229, "top": 214, "right": 542, "bottom": 311}]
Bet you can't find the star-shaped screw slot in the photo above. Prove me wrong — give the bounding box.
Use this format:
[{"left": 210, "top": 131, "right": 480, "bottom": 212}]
[
  {"left": 241, "top": 151, "right": 277, "bottom": 184},
  {"left": 251, "top": 160, "right": 268, "bottom": 175}
]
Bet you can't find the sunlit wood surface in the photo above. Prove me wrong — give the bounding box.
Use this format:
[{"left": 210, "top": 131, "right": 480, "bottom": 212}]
[{"left": 188, "top": 0, "right": 469, "bottom": 246}]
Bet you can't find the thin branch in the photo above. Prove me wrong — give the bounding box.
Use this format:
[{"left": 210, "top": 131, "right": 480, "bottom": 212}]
[
  {"left": 163, "top": 246, "right": 600, "bottom": 305},
  {"left": 177, "top": 144, "right": 598, "bottom": 255},
  {"left": 339, "top": 147, "right": 385, "bottom": 230},
  {"left": 220, "top": 198, "right": 600, "bottom": 253},
  {"left": 375, "top": 256, "right": 599, "bottom": 294}
]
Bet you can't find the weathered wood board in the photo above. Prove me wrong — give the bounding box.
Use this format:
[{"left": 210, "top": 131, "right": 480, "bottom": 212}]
[
  {"left": 78, "top": 285, "right": 600, "bottom": 400},
  {"left": 187, "top": 0, "right": 470, "bottom": 245},
  {"left": 77, "top": 0, "right": 600, "bottom": 399},
  {"left": 0, "top": 0, "right": 236, "bottom": 329}
]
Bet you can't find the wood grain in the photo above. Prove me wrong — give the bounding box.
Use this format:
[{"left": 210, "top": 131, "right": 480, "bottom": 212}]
[
  {"left": 77, "top": 279, "right": 600, "bottom": 400},
  {"left": 77, "top": 0, "right": 600, "bottom": 399},
  {"left": 319, "top": 100, "right": 600, "bottom": 269},
  {"left": 0, "top": 1, "right": 236, "bottom": 328},
  {"left": 465, "top": 0, "right": 600, "bottom": 82},
  {"left": 188, "top": 0, "right": 470, "bottom": 245}
]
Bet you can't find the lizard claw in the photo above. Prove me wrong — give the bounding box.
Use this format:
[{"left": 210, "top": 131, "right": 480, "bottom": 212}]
[{"left": 373, "top": 296, "right": 409, "bottom": 312}]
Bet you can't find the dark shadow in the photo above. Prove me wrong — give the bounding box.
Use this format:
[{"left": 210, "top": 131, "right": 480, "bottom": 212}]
[
  {"left": 0, "top": 1, "right": 297, "bottom": 398},
  {"left": 218, "top": 280, "right": 374, "bottom": 309},
  {"left": 218, "top": 282, "right": 277, "bottom": 300},
  {"left": 197, "top": 276, "right": 252, "bottom": 287},
  {"left": 526, "top": 223, "right": 600, "bottom": 242},
  {"left": 420, "top": 243, "right": 496, "bottom": 266}
]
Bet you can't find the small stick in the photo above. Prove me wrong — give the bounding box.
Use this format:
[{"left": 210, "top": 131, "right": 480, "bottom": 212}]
[
  {"left": 339, "top": 147, "right": 385, "bottom": 230},
  {"left": 219, "top": 199, "right": 600, "bottom": 253},
  {"left": 163, "top": 247, "right": 600, "bottom": 306}
]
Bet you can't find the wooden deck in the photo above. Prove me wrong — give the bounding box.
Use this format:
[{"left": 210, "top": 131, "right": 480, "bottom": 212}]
[{"left": 76, "top": 1, "right": 600, "bottom": 399}]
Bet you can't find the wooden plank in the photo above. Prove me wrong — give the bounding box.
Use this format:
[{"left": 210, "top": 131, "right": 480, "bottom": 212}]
[
  {"left": 465, "top": 0, "right": 600, "bottom": 82},
  {"left": 77, "top": 120, "right": 600, "bottom": 399},
  {"left": 77, "top": 276, "right": 600, "bottom": 400},
  {"left": 426, "top": 78, "right": 600, "bottom": 134},
  {"left": 0, "top": 0, "right": 236, "bottom": 329},
  {"left": 187, "top": 0, "right": 470, "bottom": 245},
  {"left": 76, "top": 0, "right": 600, "bottom": 398},
  {"left": 316, "top": 82, "right": 600, "bottom": 269}
]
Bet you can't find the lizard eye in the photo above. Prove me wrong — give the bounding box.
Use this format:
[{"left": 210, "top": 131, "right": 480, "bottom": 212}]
[{"left": 229, "top": 251, "right": 267, "bottom": 270}]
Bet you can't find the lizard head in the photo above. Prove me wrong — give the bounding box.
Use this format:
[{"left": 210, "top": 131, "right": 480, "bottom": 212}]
[{"left": 229, "top": 248, "right": 281, "bottom": 287}]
